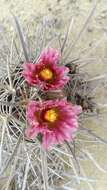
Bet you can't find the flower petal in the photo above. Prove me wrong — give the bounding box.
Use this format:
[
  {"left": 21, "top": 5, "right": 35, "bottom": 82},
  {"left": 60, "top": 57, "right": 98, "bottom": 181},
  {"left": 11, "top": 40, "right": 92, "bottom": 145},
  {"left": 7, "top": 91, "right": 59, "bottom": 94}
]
[
  {"left": 22, "top": 48, "right": 69, "bottom": 90},
  {"left": 26, "top": 99, "right": 82, "bottom": 149}
]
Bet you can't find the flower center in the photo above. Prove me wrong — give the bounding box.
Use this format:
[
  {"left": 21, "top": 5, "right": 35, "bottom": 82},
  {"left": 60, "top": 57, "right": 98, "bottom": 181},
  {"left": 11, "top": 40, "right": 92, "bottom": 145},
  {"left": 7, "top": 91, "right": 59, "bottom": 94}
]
[
  {"left": 44, "top": 109, "right": 58, "bottom": 123},
  {"left": 39, "top": 68, "right": 53, "bottom": 81}
]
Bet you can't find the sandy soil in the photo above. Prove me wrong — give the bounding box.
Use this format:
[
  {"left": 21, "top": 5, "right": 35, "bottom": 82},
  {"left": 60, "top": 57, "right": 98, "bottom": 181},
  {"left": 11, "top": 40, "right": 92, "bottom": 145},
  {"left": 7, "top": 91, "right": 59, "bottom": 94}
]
[{"left": 0, "top": 0, "right": 107, "bottom": 189}]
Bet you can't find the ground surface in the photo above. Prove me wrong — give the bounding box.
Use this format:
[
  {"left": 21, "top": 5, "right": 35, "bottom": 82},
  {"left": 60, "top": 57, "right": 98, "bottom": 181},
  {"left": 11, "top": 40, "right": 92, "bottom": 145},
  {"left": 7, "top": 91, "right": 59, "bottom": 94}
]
[{"left": 0, "top": 0, "right": 107, "bottom": 190}]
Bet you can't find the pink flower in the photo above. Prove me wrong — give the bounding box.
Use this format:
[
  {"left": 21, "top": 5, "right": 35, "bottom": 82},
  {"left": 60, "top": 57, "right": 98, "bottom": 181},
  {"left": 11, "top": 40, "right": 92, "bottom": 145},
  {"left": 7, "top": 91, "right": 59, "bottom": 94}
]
[
  {"left": 25, "top": 99, "right": 82, "bottom": 149},
  {"left": 22, "top": 48, "right": 69, "bottom": 91}
]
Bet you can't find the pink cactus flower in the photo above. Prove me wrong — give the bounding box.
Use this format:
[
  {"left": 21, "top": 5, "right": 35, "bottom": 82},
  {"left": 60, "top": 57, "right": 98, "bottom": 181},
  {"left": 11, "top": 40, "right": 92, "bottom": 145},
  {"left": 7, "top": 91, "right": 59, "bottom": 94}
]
[
  {"left": 25, "top": 99, "right": 82, "bottom": 149},
  {"left": 22, "top": 48, "right": 69, "bottom": 91}
]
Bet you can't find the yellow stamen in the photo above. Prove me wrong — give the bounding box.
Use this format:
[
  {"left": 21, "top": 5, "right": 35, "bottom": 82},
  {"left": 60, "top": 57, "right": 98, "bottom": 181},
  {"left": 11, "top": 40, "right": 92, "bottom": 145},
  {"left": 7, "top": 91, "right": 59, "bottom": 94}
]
[
  {"left": 39, "top": 68, "right": 53, "bottom": 80},
  {"left": 44, "top": 109, "right": 58, "bottom": 122}
]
